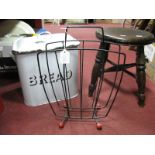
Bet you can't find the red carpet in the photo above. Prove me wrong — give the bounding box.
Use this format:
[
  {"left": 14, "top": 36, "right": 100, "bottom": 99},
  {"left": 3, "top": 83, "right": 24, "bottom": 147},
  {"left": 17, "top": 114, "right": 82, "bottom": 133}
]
[{"left": 0, "top": 23, "right": 155, "bottom": 135}]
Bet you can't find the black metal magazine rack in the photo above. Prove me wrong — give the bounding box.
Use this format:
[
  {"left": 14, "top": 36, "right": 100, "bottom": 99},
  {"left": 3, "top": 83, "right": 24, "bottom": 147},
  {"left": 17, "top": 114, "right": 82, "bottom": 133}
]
[{"left": 36, "top": 26, "right": 126, "bottom": 130}]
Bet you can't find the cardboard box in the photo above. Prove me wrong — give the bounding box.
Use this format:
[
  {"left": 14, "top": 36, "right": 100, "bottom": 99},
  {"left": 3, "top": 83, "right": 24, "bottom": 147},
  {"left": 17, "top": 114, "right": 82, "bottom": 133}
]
[{"left": 145, "top": 43, "right": 155, "bottom": 84}]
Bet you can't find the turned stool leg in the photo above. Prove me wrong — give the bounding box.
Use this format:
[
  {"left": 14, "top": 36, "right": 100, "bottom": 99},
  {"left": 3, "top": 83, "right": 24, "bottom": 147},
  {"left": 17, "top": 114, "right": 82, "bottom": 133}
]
[
  {"left": 89, "top": 43, "right": 110, "bottom": 96},
  {"left": 136, "top": 46, "right": 146, "bottom": 106}
]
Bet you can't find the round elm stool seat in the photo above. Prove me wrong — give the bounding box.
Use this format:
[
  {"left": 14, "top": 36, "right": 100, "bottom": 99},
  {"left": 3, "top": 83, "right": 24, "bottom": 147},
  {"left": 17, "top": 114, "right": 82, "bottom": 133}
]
[{"left": 89, "top": 27, "right": 154, "bottom": 106}]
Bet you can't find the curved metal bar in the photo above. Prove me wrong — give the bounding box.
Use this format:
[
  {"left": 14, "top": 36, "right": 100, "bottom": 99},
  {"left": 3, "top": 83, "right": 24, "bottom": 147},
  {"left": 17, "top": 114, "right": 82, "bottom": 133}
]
[
  {"left": 45, "top": 50, "right": 60, "bottom": 107},
  {"left": 101, "top": 44, "right": 122, "bottom": 108},
  {"left": 65, "top": 65, "right": 72, "bottom": 108},
  {"left": 36, "top": 51, "right": 57, "bottom": 116},
  {"left": 65, "top": 26, "right": 104, "bottom": 40},
  {"left": 54, "top": 52, "right": 71, "bottom": 110},
  {"left": 91, "top": 72, "right": 104, "bottom": 118},
  {"left": 62, "top": 64, "right": 70, "bottom": 118},
  {"left": 102, "top": 50, "right": 126, "bottom": 118}
]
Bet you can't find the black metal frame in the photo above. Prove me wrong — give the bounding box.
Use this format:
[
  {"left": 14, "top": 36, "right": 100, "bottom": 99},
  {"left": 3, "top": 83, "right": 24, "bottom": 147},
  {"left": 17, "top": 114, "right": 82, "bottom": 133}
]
[{"left": 36, "top": 26, "right": 126, "bottom": 130}]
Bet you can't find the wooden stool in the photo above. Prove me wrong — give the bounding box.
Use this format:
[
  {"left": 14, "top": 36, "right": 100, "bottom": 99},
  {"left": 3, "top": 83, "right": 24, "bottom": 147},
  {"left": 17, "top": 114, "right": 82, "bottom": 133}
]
[{"left": 89, "top": 27, "right": 154, "bottom": 106}]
